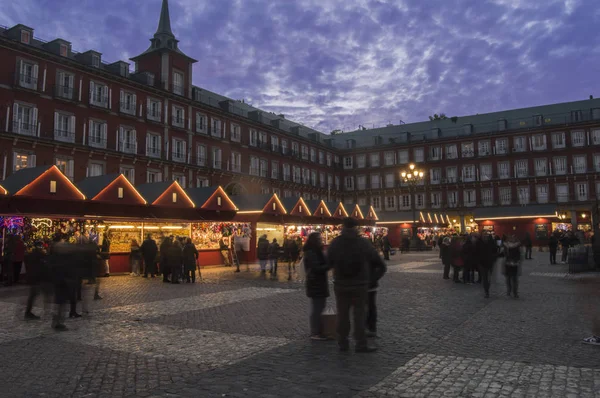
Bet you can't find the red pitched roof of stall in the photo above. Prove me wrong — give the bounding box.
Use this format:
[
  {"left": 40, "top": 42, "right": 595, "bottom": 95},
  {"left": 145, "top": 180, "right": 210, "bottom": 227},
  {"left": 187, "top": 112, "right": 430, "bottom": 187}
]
[
  {"left": 77, "top": 174, "right": 146, "bottom": 205},
  {"left": 0, "top": 185, "right": 6, "bottom": 195},
  {"left": 361, "top": 205, "right": 379, "bottom": 221},
  {"left": 262, "top": 194, "right": 287, "bottom": 215},
  {"left": 328, "top": 202, "right": 348, "bottom": 218},
  {"left": 350, "top": 204, "right": 364, "bottom": 220},
  {"left": 137, "top": 181, "right": 195, "bottom": 208},
  {"left": 281, "top": 196, "right": 310, "bottom": 216},
  {"left": 186, "top": 186, "right": 237, "bottom": 211},
  {"left": 2, "top": 165, "right": 86, "bottom": 200},
  {"left": 308, "top": 200, "right": 332, "bottom": 217}
]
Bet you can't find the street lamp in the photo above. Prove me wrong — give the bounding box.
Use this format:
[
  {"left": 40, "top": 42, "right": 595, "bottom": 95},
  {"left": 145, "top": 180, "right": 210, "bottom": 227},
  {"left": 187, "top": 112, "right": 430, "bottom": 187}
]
[{"left": 400, "top": 163, "right": 425, "bottom": 249}]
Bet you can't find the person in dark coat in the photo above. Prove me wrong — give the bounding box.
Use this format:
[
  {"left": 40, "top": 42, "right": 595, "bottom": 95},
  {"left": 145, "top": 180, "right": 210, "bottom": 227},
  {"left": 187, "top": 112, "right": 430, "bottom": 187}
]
[
  {"left": 382, "top": 233, "right": 391, "bottom": 261},
  {"left": 100, "top": 232, "right": 111, "bottom": 277},
  {"left": 160, "top": 237, "right": 172, "bottom": 283},
  {"left": 24, "top": 241, "right": 48, "bottom": 320},
  {"left": 303, "top": 232, "right": 331, "bottom": 340},
  {"left": 327, "top": 218, "right": 385, "bottom": 353},
  {"left": 366, "top": 239, "right": 388, "bottom": 338},
  {"left": 504, "top": 235, "right": 522, "bottom": 298},
  {"left": 183, "top": 238, "right": 199, "bottom": 283},
  {"left": 269, "top": 238, "right": 280, "bottom": 278},
  {"left": 141, "top": 234, "right": 158, "bottom": 278},
  {"left": 548, "top": 234, "right": 558, "bottom": 265},
  {"left": 167, "top": 240, "right": 183, "bottom": 284},
  {"left": 522, "top": 233, "right": 533, "bottom": 260},
  {"left": 450, "top": 236, "right": 464, "bottom": 283},
  {"left": 478, "top": 234, "right": 498, "bottom": 298},
  {"left": 559, "top": 232, "right": 570, "bottom": 263},
  {"left": 257, "top": 235, "right": 270, "bottom": 275},
  {"left": 2, "top": 235, "right": 15, "bottom": 285},
  {"left": 462, "top": 236, "right": 477, "bottom": 284},
  {"left": 12, "top": 235, "right": 25, "bottom": 284},
  {"left": 440, "top": 237, "right": 452, "bottom": 280}
]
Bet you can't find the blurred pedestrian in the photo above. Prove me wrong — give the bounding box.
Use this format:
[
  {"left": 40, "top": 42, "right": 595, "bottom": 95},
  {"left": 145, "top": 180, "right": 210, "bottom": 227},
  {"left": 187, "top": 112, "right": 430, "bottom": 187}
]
[
  {"left": 160, "top": 237, "right": 172, "bottom": 283},
  {"left": 141, "top": 234, "right": 158, "bottom": 278},
  {"left": 504, "top": 235, "right": 522, "bottom": 298},
  {"left": 269, "top": 238, "right": 280, "bottom": 278},
  {"left": 440, "top": 237, "right": 452, "bottom": 280},
  {"left": 130, "top": 239, "right": 142, "bottom": 276},
  {"left": 382, "top": 232, "right": 391, "bottom": 261},
  {"left": 100, "top": 232, "right": 111, "bottom": 277},
  {"left": 523, "top": 233, "right": 533, "bottom": 260},
  {"left": 548, "top": 234, "right": 558, "bottom": 265},
  {"left": 478, "top": 234, "right": 497, "bottom": 298},
  {"left": 257, "top": 235, "right": 270, "bottom": 276},
  {"left": 303, "top": 232, "right": 331, "bottom": 341},
  {"left": 24, "top": 240, "right": 48, "bottom": 320},
  {"left": 12, "top": 235, "right": 25, "bottom": 284},
  {"left": 167, "top": 239, "right": 183, "bottom": 284},
  {"left": 219, "top": 237, "right": 231, "bottom": 267},
  {"left": 183, "top": 238, "right": 199, "bottom": 283},
  {"left": 450, "top": 236, "right": 464, "bottom": 283}
]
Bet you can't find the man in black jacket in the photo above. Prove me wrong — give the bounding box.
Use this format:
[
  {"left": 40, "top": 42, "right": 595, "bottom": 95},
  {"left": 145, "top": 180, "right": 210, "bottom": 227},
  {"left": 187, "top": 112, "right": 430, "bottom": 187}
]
[
  {"left": 328, "top": 218, "right": 386, "bottom": 353},
  {"left": 141, "top": 235, "right": 158, "bottom": 278}
]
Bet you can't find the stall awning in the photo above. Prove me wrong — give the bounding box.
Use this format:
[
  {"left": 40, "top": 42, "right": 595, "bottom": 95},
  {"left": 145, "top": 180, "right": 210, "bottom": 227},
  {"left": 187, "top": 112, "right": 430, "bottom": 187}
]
[
  {"left": 186, "top": 186, "right": 237, "bottom": 212},
  {"left": 473, "top": 204, "right": 557, "bottom": 221},
  {"left": 77, "top": 174, "right": 146, "bottom": 205},
  {"left": 2, "top": 165, "right": 86, "bottom": 200},
  {"left": 136, "top": 181, "right": 195, "bottom": 208}
]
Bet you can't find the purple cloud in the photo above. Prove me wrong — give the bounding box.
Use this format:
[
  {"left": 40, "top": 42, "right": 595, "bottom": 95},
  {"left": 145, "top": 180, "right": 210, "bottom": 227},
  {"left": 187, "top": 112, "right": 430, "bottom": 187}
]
[{"left": 2, "top": 0, "right": 598, "bottom": 133}]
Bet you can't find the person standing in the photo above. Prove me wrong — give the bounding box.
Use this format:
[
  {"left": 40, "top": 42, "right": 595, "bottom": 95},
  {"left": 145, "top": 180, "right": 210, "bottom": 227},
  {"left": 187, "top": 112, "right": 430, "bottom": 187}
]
[
  {"left": 100, "top": 232, "right": 111, "bottom": 277},
  {"left": 160, "top": 237, "right": 172, "bottom": 283},
  {"left": 303, "top": 232, "right": 331, "bottom": 341},
  {"left": 523, "top": 233, "right": 533, "bottom": 260},
  {"left": 257, "top": 235, "right": 270, "bottom": 276},
  {"left": 269, "top": 238, "right": 280, "bottom": 278},
  {"left": 167, "top": 239, "right": 183, "bottom": 284},
  {"left": 141, "top": 234, "right": 158, "bottom": 278},
  {"left": 462, "top": 235, "right": 477, "bottom": 284},
  {"left": 560, "top": 232, "right": 570, "bottom": 264},
  {"left": 504, "top": 235, "right": 522, "bottom": 298},
  {"left": 328, "top": 218, "right": 385, "bottom": 353},
  {"left": 219, "top": 237, "right": 231, "bottom": 267},
  {"left": 12, "top": 235, "right": 25, "bottom": 284},
  {"left": 440, "top": 237, "right": 452, "bottom": 280},
  {"left": 382, "top": 233, "right": 391, "bottom": 261},
  {"left": 450, "top": 236, "right": 464, "bottom": 283},
  {"left": 24, "top": 241, "right": 48, "bottom": 320},
  {"left": 130, "top": 239, "right": 142, "bottom": 276},
  {"left": 183, "top": 238, "right": 199, "bottom": 283},
  {"left": 478, "top": 234, "right": 498, "bottom": 298},
  {"left": 548, "top": 234, "right": 558, "bottom": 265}
]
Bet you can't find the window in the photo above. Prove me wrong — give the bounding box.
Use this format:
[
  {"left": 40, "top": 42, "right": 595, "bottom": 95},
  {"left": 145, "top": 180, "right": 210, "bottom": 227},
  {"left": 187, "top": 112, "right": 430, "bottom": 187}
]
[
  {"left": 371, "top": 197, "right": 381, "bottom": 211},
  {"left": 592, "top": 129, "right": 600, "bottom": 145},
  {"left": 118, "top": 126, "right": 137, "bottom": 154},
  {"left": 461, "top": 142, "right": 474, "bottom": 158},
  {"left": 536, "top": 185, "right": 548, "bottom": 203},
  {"left": 498, "top": 161, "right": 510, "bottom": 179},
  {"left": 480, "top": 164, "right": 492, "bottom": 181},
  {"left": 327, "top": 174, "right": 333, "bottom": 189},
  {"left": 494, "top": 138, "right": 508, "bottom": 155},
  {"left": 318, "top": 151, "right": 324, "bottom": 165},
  {"left": 212, "top": 148, "right": 222, "bottom": 169},
  {"left": 326, "top": 153, "right": 332, "bottom": 166},
  {"left": 59, "top": 44, "right": 68, "bottom": 57},
  {"left": 385, "top": 196, "right": 396, "bottom": 210},
  {"left": 400, "top": 194, "right": 411, "bottom": 209},
  {"left": 414, "top": 148, "right": 424, "bottom": 162},
  {"left": 552, "top": 132, "right": 565, "bottom": 149},
  {"left": 231, "top": 124, "right": 241, "bottom": 142},
  {"left": 21, "top": 30, "right": 30, "bottom": 44},
  {"left": 534, "top": 159, "right": 547, "bottom": 176},
  {"left": 356, "top": 155, "right": 366, "bottom": 168},
  {"left": 119, "top": 90, "right": 137, "bottom": 115},
  {"left": 344, "top": 176, "right": 354, "bottom": 191},
  {"left": 431, "top": 192, "right": 441, "bottom": 208},
  {"left": 89, "top": 81, "right": 108, "bottom": 108},
  {"left": 556, "top": 184, "right": 569, "bottom": 202},
  {"left": 310, "top": 148, "right": 317, "bottom": 162},
  {"left": 88, "top": 162, "right": 104, "bottom": 177},
  {"left": 513, "top": 136, "right": 526, "bottom": 152},
  {"left": 53, "top": 112, "right": 75, "bottom": 142},
  {"left": 17, "top": 59, "right": 38, "bottom": 90},
  {"left": 357, "top": 176, "right": 366, "bottom": 190},
  {"left": 146, "top": 170, "right": 162, "bottom": 183},
  {"left": 13, "top": 152, "right": 35, "bottom": 172},
  {"left": 462, "top": 165, "right": 475, "bottom": 182},
  {"left": 464, "top": 189, "right": 476, "bottom": 207},
  {"left": 146, "top": 133, "right": 161, "bottom": 158},
  {"left": 534, "top": 114, "right": 543, "bottom": 126},
  {"left": 284, "top": 190, "right": 292, "bottom": 198},
  {"left": 56, "top": 158, "right": 74, "bottom": 180},
  {"left": 89, "top": 120, "right": 107, "bottom": 149},
  {"left": 335, "top": 176, "right": 340, "bottom": 190},
  {"left": 532, "top": 134, "right": 547, "bottom": 151},
  {"left": 446, "top": 167, "right": 457, "bottom": 183},
  {"left": 344, "top": 156, "right": 353, "bottom": 169},
  {"left": 311, "top": 170, "right": 317, "bottom": 186},
  {"left": 147, "top": 73, "right": 155, "bottom": 87},
  {"left": 481, "top": 188, "right": 493, "bottom": 206},
  {"left": 478, "top": 141, "right": 491, "bottom": 156},
  {"left": 173, "top": 174, "right": 186, "bottom": 188},
  {"left": 516, "top": 159, "right": 528, "bottom": 177},
  {"left": 283, "top": 164, "right": 291, "bottom": 181},
  {"left": 197, "top": 177, "right": 209, "bottom": 188},
  {"left": 301, "top": 145, "right": 309, "bottom": 160},
  {"left": 384, "top": 151, "right": 395, "bottom": 166},
  {"left": 517, "top": 186, "right": 529, "bottom": 204},
  {"left": 147, "top": 98, "right": 162, "bottom": 122},
  {"left": 499, "top": 187, "right": 511, "bottom": 205},
  {"left": 447, "top": 191, "right": 458, "bottom": 207},
  {"left": 415, "top": 193, "right": 425, "bottom": 209},
  {"left": 446, "top": 144, "right": 458, "bottom": 159},
  {"left": 56, "top": 71, "right": 75, "bottom": 99},
  {"left": 91, "top": 54, "right": 100, "bottom": 68},
  {"left": 271, "top": 161, "right": 279, "bottom": 179},
  {"left": 230, "top": 152, "right": 241, "bottom": 173},
  {"left": 211, "top": 118, "right": 222, "bottom": 138},
  {"left": 270, "top": 136, "right": 279, "bottom": 152},
  {"left": 257, "top": 159, "right": 267, "bottom": 178},
  {"left": 302, "top": 168, "right": 310, "bottom": 185},
  {"left": 573, "top": 155, "right": 587, "bottom": 173},
  {"left": 358, "top": 197, "right": 367, "bottom": 206},
  {"left": 553, "top": 157, "right": 567, "bottom": 175},
  {"left": 572, "top": 130, "right": 585, "bottom": 147},
  {"left": 172, "top": 139, "right": 186, "bottom": 162},
  {"left": 320, "top": 172, "right": 326, "bottom": 188},
  {"left": 172, "top": 105, "right": 185, "bottom": 128},
  {"left": 249, "top": 129, "right": 258, "bottom": 146},
  {"left": 196, "top": 113, "right": 207, "bottom": 133},
  {"left": 594, "top": 154, "right": 600, "bottom": 171},
  {"left": 430, "top": 168, "right": 441, "bottom": 184},
  {"left": 119, "top": 166, "right": 135, "bottom": 184},
  {"left": 370, "top": 153, "right": 380, "bottom": 167},
  {"left": 197, "top": 145, "right": 206, "bottom": 166},
  {"left": 292, "top": 142, "right": 299, "bottom": 156},
  {"left": 370, "top": 174, "right": 380, "bottom": 189},
  {"left": 426, "top": 146, "right": 441, "bottom": 161},
  {"left": 398, "top": 149, "right": 409, "bottom": 164},
  {"left": 173, "top": 71, "right": 184, "bottom": 95},
  {"left": 292, "top": 166, "right": 301, "bottom": 183}
]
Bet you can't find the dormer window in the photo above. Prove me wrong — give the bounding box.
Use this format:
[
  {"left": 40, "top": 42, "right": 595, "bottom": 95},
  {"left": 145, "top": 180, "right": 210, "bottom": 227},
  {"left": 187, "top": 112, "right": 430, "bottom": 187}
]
[
  {"left": 91, "top": 54, "right": 100, "bottom": 68},
  {"left": 173, "top": 71, "right": 184, "bottom": 95},
  {"left": 59, "top": 44, "right": 68, "bottom": 57},
  {"left": 120, "top": 64, "right": 129, "bottom": 77},
  {"left": 21, "top": 30, "right": 30, "bottom": 44}
]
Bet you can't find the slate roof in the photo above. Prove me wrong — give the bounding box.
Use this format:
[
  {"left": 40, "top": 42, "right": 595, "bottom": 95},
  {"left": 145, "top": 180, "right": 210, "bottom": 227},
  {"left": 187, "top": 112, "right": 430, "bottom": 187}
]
[
  {"left": 230, "top": 194, "right": 273, "bottom": 212},
  {"left": 304, "top": 200, "right": 324, "bottom": 215},
  {"left": 280, "top": 197, "right": 300, "bottom": 213},
  {"left": 473, "top": 204, "right": 557, "bottom": 220},
  {"left": 1, "top": 166, "right": 50, "bottom": 195},
  {"left": 135, "top": 181, "right": 174, "bottom": 204},
  {"left": 76, "top": 174, "right": 120, "bottom": 200},
  {"left": 185, "top": 187, "right": 217, "bottom": 208}
]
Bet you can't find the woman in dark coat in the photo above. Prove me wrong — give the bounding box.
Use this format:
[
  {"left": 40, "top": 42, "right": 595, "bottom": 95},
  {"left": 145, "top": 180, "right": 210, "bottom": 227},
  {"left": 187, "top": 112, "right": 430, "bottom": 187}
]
[
  {"left": 160, "top": 237, "right": 173, "bottom": 283},
  {"left": 167, "top": 240, "right": 183, "bottom": 284},
  {"left": 183, "top": 238, "right": 199, "bottom": 283},
  {"left": 450, "top": 236, "right": 464, "bottom": 283},
  {"left": 303, "top": 232, "right": 331, "bottom": 341}
]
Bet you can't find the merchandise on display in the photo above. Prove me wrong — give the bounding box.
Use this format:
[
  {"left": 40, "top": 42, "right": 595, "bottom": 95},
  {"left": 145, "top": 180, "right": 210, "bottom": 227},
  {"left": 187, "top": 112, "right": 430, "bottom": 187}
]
[{"left": 191, "top": 222, "right": 252, "bottom": 250}]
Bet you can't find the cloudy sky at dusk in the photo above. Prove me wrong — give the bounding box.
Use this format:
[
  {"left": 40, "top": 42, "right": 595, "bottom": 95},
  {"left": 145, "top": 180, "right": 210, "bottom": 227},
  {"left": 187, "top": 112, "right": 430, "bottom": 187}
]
[{"left": 2, "top": 0, "right": 598, "bottom": 133}]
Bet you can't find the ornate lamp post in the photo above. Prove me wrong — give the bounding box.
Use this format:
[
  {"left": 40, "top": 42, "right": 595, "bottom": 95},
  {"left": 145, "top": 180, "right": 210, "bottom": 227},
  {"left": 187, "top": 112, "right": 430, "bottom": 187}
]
[{"left": 400, "top": 163, "right": 425, "bottom": 248}]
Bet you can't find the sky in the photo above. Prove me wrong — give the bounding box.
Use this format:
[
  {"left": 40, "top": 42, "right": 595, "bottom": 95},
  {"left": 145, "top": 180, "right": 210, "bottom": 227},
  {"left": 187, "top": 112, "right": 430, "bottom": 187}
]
[{"left": 2, "top": 0, "right": 598, "bottom": 133}]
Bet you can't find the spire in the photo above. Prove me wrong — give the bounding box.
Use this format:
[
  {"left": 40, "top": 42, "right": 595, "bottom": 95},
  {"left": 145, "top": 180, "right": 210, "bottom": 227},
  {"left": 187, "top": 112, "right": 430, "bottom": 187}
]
[{"left": 155, "top": 0, "right": 174, "bottom": 37}]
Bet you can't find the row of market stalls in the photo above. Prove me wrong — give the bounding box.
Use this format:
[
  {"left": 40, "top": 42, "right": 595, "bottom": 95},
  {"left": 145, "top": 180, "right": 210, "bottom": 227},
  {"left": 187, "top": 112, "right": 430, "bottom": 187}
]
[
  {"left": 374, "top": 211, "right": 455, "bottom": 248},
  {"left": 0, "top": 165, "right": 381, "bottom": 272}
]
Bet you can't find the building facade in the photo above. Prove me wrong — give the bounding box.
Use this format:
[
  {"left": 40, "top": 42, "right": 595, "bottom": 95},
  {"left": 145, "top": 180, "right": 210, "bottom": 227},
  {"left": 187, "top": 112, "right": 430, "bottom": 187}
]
[{"left": 1, "top": 0, "right": 599, "bottom": 241}]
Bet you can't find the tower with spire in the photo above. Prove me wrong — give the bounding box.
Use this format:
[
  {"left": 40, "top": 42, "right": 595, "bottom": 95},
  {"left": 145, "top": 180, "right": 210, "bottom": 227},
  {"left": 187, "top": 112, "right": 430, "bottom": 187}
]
[{"left": 131, "top": 0, "right": 197, "bottom": 98}]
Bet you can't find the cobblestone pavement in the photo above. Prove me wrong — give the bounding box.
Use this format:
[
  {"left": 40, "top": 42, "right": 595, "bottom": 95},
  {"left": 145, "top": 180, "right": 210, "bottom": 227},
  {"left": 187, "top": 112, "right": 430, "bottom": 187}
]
[{"left": 0, "top": 251, "right": 599, "bottom": 397}]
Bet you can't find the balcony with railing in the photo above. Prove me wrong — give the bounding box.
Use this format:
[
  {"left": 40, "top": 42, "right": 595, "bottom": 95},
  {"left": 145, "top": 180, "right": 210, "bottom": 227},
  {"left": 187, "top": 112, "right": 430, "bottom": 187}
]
[
  {"left": 146, "top": 146, "right": 160, "bottom": 158},
  {"left": 12, "top": 120, "right": 37, "bottom": 136},
  {"left": 172, "top": 116, "right": 185, "bottom": 129},
  {"left": 54, "top": 129, "right": 75, "bottom": 143},
  {"left": 196, "top": 157, "right": 206, "bottom": 167},
  {"left": 90, "top": 94, "right": 109, "bottom": 109},
  {"left": 271, "top": 171, "right": 279, "bottom": 180},
  {"left": 172, "top": 151, "right": 186, "bottom": 163},
  {"left": 212, "top": 160, "right": 222, "bottom": 170},
  {"left": 146, "top": 108, "right": 162, "bottom": 123},
  {"left": 229, "top": 162, "right": 241, "bottom": 173},
  {"left": 89, "top": 134, "right": 107, "bottom": 149},
  {"left": 171, "top": 83, "right": 185, "bottom": 97},
  {"left": 119, "top": 101, "right": 136, "bottom": 116},
  {"left": 250, "top": 167, "right": 260, "bottom": 176},
  {"left": 118, "top": 141, "right": 137, "bottom": 154},
  {"left": 15, "top": 73, "right": 37, "bottom": 90},
  {"left": 52, "top": 85, "right": 77, "bottom": 101},
  {"left": 283, "top": 173, "right": 291, "bottom": 181}
]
